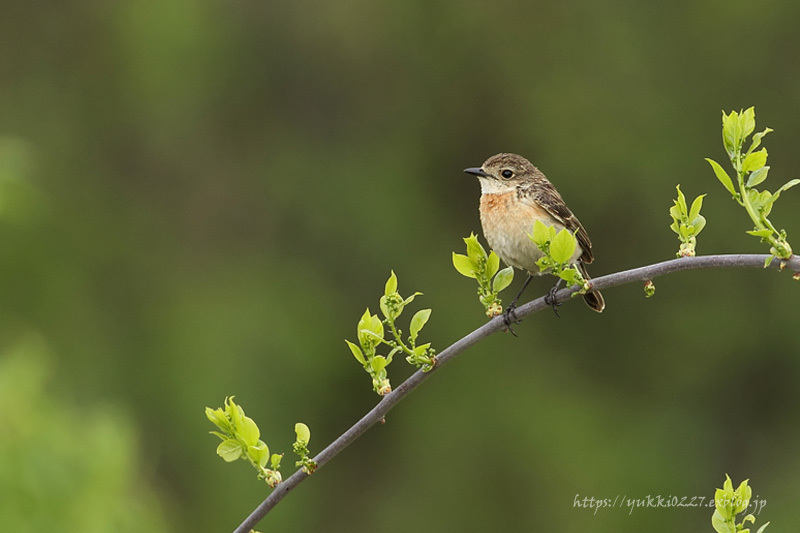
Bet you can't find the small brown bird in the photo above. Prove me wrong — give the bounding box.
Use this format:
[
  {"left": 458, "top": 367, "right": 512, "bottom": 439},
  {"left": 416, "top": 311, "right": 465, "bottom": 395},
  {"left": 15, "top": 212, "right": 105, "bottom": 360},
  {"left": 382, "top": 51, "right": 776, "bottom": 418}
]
[{"left": 464, "top": 153, "right": 605, "bottom": 318}]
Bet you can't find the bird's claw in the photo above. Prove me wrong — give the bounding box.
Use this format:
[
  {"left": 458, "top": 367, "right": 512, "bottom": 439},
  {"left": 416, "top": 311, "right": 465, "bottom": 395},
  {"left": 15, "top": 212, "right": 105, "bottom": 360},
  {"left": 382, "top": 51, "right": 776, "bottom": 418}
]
[
  {"left": 544, "top": 286, "right": 562, "bottom": 318},
  {"left": 502, "top": 304, "right": 520, "bottom": 337}
]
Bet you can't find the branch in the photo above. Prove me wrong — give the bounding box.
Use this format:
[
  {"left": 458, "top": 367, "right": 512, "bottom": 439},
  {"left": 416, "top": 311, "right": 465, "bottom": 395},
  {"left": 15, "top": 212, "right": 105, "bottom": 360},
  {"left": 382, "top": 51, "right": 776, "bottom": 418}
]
[{"left": 232, "top": 253, "right": 799, "bottom": 533}]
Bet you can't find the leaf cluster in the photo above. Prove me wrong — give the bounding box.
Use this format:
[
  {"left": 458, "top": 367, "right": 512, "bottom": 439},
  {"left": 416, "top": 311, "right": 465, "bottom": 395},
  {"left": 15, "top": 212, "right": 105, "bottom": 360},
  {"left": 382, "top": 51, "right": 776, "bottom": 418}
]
[
  {"left": 206, "top": 396, "right": 284, "bottom": 487},
  {"left": 346, "top": 271, "right": 435, "bottom": 395},
  {"left": 669, "top": 185, "right": 706, "bottom": 257},
  {"left": 452, "top": 233, "right": 514, "bottom": 316},
  {"left": 712, "top": 475, "right": 769, "bottom": 533},
  {"left": 706, "top": 107, "right": 798, "bottom": 263},
  {"left": 528, "top": 220, "right": 586, "bottom": 288},
  {"left": 292, "top": 422, "right": 316, "bottom": 474},
  {"left": 206, "top": 398, "right": 316, "bottom": 486}
]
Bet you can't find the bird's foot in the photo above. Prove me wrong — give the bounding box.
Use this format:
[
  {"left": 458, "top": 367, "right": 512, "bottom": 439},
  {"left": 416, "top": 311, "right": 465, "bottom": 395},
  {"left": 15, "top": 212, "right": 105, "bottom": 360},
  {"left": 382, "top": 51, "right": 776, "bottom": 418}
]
[
  {"left": 544, "top": 286, "right": 562, "bottom": 318},
  {"left": 502, "top": 304, "right": 521, "bottom": 337}
]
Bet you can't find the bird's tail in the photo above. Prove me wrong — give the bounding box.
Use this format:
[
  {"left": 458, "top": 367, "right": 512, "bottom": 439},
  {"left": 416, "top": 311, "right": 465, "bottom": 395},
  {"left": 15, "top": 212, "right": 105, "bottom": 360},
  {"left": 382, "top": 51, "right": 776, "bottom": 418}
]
[{"left": 577, "top": 263, "right": 605, "bottom": 313}]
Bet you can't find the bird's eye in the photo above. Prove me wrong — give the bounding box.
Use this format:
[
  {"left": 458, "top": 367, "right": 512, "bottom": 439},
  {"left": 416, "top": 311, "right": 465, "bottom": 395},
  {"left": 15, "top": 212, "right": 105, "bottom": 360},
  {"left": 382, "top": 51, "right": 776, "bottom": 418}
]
[{"left": 501, "top": 169, "right": 513, "bottom": 179}]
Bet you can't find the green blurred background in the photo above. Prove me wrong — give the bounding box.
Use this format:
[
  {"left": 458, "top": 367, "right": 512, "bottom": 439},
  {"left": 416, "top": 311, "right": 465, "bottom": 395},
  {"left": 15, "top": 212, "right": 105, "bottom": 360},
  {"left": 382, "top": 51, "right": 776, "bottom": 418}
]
[{"left": 1, "top": 1, "right": 799, "bottom": 531}]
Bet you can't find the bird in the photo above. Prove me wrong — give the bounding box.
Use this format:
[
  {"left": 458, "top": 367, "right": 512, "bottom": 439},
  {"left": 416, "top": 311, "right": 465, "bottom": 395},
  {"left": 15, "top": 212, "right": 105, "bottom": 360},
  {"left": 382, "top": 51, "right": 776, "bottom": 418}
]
[{"left": 464, "top": 152, "right": 605, "bottom": 324}]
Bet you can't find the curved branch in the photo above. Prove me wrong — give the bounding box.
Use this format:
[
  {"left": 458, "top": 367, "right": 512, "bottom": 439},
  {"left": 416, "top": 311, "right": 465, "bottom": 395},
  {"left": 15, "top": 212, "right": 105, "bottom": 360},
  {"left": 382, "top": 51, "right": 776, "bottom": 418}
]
[{"left": 233, "top": 253, "right": 799, "bottom": 533}]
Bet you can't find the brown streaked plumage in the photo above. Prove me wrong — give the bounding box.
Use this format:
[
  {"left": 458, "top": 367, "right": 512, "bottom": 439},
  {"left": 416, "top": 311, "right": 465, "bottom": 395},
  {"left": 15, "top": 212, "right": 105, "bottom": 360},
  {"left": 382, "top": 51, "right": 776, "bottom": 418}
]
[{"left": 464, "top": 152, "right": 605, "bottom": 313}]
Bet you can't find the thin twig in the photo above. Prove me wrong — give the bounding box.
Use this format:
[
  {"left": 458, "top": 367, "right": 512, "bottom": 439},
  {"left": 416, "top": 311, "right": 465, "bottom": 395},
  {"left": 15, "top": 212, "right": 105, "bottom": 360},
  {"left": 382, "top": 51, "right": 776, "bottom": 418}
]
[{"left": 232, "top": 253, "right": 799, "bottom": 533}]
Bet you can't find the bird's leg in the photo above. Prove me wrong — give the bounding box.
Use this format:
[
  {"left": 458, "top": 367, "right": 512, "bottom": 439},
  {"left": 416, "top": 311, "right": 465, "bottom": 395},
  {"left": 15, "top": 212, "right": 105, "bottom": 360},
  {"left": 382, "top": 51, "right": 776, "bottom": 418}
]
[
  {"left": 503, "top": 273, "right": 534, "bottom": 334},
  {"left": 544, "top": 278, "right": 565, "bottom": 317}
]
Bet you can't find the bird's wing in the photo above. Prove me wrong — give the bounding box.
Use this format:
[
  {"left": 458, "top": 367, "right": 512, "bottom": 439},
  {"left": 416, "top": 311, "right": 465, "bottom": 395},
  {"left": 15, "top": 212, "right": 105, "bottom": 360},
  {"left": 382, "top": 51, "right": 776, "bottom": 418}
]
[{"left": 527, "top": 182, "right": 594, "bottom": 264}]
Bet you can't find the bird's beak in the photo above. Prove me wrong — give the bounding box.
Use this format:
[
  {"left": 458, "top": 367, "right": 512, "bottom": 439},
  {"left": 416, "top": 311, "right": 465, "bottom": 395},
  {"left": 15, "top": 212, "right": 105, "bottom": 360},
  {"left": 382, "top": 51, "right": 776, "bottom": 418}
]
[{"left": 464, "top": 167, "right": 489, "bottom": 178}]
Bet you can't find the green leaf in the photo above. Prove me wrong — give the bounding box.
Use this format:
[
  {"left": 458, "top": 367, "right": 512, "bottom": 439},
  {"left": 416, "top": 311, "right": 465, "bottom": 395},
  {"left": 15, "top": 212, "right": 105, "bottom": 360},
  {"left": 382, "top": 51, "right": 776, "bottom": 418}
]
[
  {"left": 371, "top": 355, "right": 388, "bottom": 373},
  {"left": 775, "top": 178, "right": 800, "bottom": 195},
  {"left": 452, "top": 253, "right": 477, "bottom": 278},
  {"left": 206, "top": 406, "right": 228, "bottom": 429},
  {"left": 530, "top": 219, "right": 551, "bottom": 247},
  {"left": 358, "top": 309, "right": 384, "bottom": 346},
  {"left": 464, "top": 233, "right": 487, "bottom": 262},
  {"left": 211, "top": 432, "right": 232, "bottom": 447},
  {"left": 384, "top": 346, "right": 400, "bottom": 364},
  {"left": 225, "top": 396, "right": 241, "bottom": 423},
  {"left": 486, "top": 251, "right": 500, "bottom": 278},
  {"left": 715, "top": 487, "right": 728, "bottom": 513},
  {"left": 762, "top": 178, "right": 800, "bottom": 215},
  {"left": 357, "top": 308, "right": 373, "bottom": 337},
  {"left": 748, "top": 127, "right": 773, "bottom": 154},
  {"left": 370, "top": 313, "right": 384, "bottom": 337},
  {"left": 345, "top": 340, "right": 366, "bottom": 365},
  {"left": 248, "top": 440, "right": 270, "bottom": 468},
  {"left": 401, "top": 292, "right": 422, "bottom": 307},
  {"left": 722, "top": 475, "right": 733, "bottom": 491},
  {"left": 722, "top": 110, "right": 739, "bottom": 157},
  {"left": 751, "top": 190, "right": 772, "bottom": 213},
  {"left": 295, "top": 422, "right": 311, "bottom": 444},
  {"left": 692, "top": 215, "right": 706, "bottom": 234},
  {"left": 755, "top": 522, "right": 771, "bottom": 533},
  {"left": 669, "top": 204, "right": 682, "bottom": 221},
  {"left": 413, "top": 342, "right": 431, "bottom": 356},
  {"left": 492, "top": 266, "right": 514, "bottom": 292},
  {"left": 550, "top": 228, "right": 576, "bottom": 265},
  {"left": 409, "top": 309, "right": 431, "bottom": 342},
  {"left": 688, "top": 193, "right": 706, "bottom": 221},
  {"left": 734, "top": 480, "right": 751, "bottom": 513},
  {"left": 384, "top": 270, "right": 398, "bottom": 297},
  {"left": 742, "top": 148, "right": 767, "bottom": 173},
  {"left": 237, "top": 415, "right": 261, "bottom": 447},
  {"left": 270, "top": 453, "right": 283, "bottom": 470},
  {"left": 746, "top": 166, "right": 769, "bottom": 187},
  {"left": 558, "top": 267, "right": 581, "bottom": 285},
  {"left": 711, "top": 509, "right": 733, "bottom": 533},
  {"left": 675, "top": 185, "right": 687, "bottom": 214},
  {"left": 216, "top": 439, "right": 244, "bottom": 462},
  {"left": 741, "top": 106, "right": 756, "bottom": 138},
  {"left": 378, "top": 295, "right": 390, "bottom": 320},
  {"left": 706, "top": 158, "right": 737, "bottom": 196},
  {"left": 747, "top": 229, "right": 773, "bottom": 238}
]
